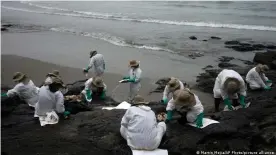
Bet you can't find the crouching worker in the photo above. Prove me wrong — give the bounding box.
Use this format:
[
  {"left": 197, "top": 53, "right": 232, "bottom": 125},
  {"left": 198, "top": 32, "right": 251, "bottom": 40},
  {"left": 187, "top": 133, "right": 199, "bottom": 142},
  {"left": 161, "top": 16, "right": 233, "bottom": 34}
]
[
  {"left": 246, "top": 64, "right": 272, "bottom": 90},
  {"left": 2, "top": 72, "right": 39, "bottom": 108},
  {"left": 82, "top": 76, "right": 107, "bottom": 102},
  {"left": 45, "top": 70, "right": 68, "bottom": 94},
  {"left": 162, "top": 77, "right": 185, "bottom": 104},
  {"left": 213, "top": 69, "right": 247, "bottom": 112},
  {"left": 35, "top": 77, "right": 70, "bottom": 120},
  {"left": 166, "top": 89, "right": 204, "bottom": 128},
  {"left": 120, "top": 95, "right": 166, "bottom": 151}
]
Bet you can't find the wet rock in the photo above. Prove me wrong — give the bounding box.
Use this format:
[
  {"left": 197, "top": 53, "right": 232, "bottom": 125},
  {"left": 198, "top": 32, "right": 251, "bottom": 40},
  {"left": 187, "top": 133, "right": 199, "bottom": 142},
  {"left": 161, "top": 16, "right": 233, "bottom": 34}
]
[
  {"left": 229, "top": 45, "right": 255, "bottom": 52},
  {"left": 237, "top": 59, "right": 255, "bottom": 65},
  {"left": 188, "top": 52, "right": 204, "bottom": 59},
  {"left": 266, "top": 45, "right": 276, "bottom": 49},
  {"left": 218, "top": 62, "right": 239, "bottom": 68},
  {"left": 189, "top": 36, "right": 197, "bottom": 40},
  {"left": 202, "top": 40, "right": 208, "bottom": 42},
  {"left": 219, "top": 56, "right": 234, "bottom": 62},
  {"left": 1, "top": 27, "right": 8, "bottom": 31},
  {"left": 149, "top": 78, "right": 189, "bottom": 94},
  {"left": 253, "top": 51, "right": 276, "bottom": 69},
  {"left": 202, "top": 65, "right": 213, "bottom": 70},
  {"left": 252, "top": 44, "right": 266, "bottom": 50},
  {"left": 2, "top": 24, "right": 13, "bottom": 27},
  {"left": 225, "top": 40, "right": 240, "bottom": 45},
  {"left": 271, "top": 60, "right": 276, "bottom": 70},
  {"left": 210, "top": 36, "right": 221, "bottom": 40}
]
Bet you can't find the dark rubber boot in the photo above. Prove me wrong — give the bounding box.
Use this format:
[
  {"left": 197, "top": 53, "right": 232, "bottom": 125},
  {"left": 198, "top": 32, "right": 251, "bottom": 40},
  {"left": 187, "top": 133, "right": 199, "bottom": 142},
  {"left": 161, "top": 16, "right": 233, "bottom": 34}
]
[
  {"left": 232, "top": 99, "right": 239, "bottom": 107},
  {"left": 214, "top": 98, "right": 221, "bottom": 112}
]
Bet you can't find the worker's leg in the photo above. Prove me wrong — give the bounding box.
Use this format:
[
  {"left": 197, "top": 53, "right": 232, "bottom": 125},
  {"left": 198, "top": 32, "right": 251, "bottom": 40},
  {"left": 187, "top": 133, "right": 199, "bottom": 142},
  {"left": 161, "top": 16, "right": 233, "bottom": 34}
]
[
  {"left": 214, "top": 98, "right": 221, "bottom": 112},
  {"left": 120, "top": 126, "right": 127, "bottom": 140},
  {"left": 213, "top": 79, "right": 222, "bottom": 112}
]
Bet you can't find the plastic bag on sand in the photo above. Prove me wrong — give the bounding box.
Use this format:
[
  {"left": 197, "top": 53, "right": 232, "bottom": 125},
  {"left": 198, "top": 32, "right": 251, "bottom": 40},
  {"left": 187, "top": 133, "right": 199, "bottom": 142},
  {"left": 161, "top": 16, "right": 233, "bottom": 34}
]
[
  {"left": 223, "top": 102, "right": 251, "bottom": 111},
  {"left": 188, "top": 118, "right": 219, "bottom": 129},
  {"left": 102, "top": 101, "right": 131, "bottom": 110},
  {"left": 132, "top": 149, "right": 168, "bottom": 155},
  {"left": 39, "top": 111, "right": 59, "bottom": 126}
]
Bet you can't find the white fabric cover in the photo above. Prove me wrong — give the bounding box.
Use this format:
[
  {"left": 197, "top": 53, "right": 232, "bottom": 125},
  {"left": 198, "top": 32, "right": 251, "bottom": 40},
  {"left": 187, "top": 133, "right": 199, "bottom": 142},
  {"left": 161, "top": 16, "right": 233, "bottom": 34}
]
[
  {"left": 188, "top": 118, "right": 219, "bottom": 129},
  {"left": 120, "top": 106, "right": 166, "bottom": 150},
  {"left": 246, "top": 67, "right": 269, "bottom": 90},
  {"left": 213, "top": 69, "right": 246, "bottom": 99},
  {"left": 7, "top": 80, "right": 39, "bottom": 107}
]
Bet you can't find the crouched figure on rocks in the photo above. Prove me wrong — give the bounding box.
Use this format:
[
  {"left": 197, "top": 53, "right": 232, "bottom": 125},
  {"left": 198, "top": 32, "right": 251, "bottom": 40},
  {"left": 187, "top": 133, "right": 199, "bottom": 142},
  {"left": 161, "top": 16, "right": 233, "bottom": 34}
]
[
  {"left": 213, "top": 69, "right": 247, "bottom": 112},
  {"left": 165, "top": 89, "right": 204, "bottom": 128},
  {"left": 122, "top": 60, "right": 142, "bottom": 102},
  {"left": 82, "top": 76, "right": 107, "bottom": 102},
  {"left": 246, "top": 64, "right": 272, "bottom": 90},
  {"left": 120, "top": 95, "right": 166, "bottom": 151},
  {"left": 35, "top": 77, "right": 70, "bottom": 119},
  {"left": 2, "top": 72, "right": 39, "bottom": 108},
  {"left": 161, "top": 77, "right": 185, "bottom": 105}
]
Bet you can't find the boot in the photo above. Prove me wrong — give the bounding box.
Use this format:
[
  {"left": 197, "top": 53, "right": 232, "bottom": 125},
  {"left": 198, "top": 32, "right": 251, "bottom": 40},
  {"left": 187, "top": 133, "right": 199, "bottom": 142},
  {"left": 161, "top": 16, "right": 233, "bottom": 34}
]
[
  {"left": 232, "top": 99, "right": 239, "bottom": 107},
  {"left": 214, "top": 98, "right": 221, "bottom": 112}
]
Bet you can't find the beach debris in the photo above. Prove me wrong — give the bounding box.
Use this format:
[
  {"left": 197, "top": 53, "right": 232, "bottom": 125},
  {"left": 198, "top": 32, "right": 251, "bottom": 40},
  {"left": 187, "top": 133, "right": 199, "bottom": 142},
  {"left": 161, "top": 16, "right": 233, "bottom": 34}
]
[
  {"left": 189, "top": 36, "right": 197, "bottom": 40},
  {"left": 188, "top": 52, "right": 204, "bottom": 59}
]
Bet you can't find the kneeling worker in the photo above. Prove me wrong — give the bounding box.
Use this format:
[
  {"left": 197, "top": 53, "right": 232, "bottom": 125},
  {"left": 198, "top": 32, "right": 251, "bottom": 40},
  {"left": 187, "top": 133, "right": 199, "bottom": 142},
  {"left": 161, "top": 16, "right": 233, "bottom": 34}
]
[
  {"left": 82, "top": 76, "right": 107, "bottom": 102},
  {"left": 162, "top": 77, "right": 185, "bottom": 104},
  {"left": 120, "top": 95, "right": 166, "bottom": 150},
  {"left": 246, "top": 64, "right": 272, "bottom": 90},
  {"left": 166, "top": 89, "right": 204, "bottom": 128}
]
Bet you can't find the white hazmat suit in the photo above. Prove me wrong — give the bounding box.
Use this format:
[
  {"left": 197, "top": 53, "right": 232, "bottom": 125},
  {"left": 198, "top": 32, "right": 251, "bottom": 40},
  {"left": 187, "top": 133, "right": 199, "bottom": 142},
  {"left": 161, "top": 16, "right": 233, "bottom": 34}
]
[
  {"left": 128, "top": 67, "right": 142, "bottom": 101},
  {"left": 7, "top": 80, "right": 39, "bottom": 107},
  {"left": 88, "top": 54, "right": 105, "bottom": 77},
  {"left": 246, "top": 67, "right": 269, "bottom": 90},
  {"left": 35, "top": 86, "right": 65, "bottom": 117},
  {"left": 213, "top": 69, "right": 246, "bottom": 99},
  {"left": 120, "top": 105, "right": 166, "bottom": 150},
  {"left": 163, "top": 79, "right": 185, "bottom": 99},
  {"left": 166, "top": 94, "right": 204, "bottom": 123}
]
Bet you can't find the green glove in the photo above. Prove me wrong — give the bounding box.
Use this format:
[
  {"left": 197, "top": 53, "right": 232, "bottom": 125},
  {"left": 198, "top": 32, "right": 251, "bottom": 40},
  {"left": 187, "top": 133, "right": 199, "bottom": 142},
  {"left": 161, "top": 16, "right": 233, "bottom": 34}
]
[
  {"left": 196, "top": 112, "right": 204, "bottom": 128},
  {"left": 223, "top": 98, "right": 233, "bottom": 110},
  {"left": 127, "top": 78, "right": 136, "bottom": 83},
  {"left": 266, "top": 80, "right": 272, "bottom": 83},
  {"left": 123, "top": 76, "right": 130, "bottom": 80},
  {"left": 86, "top": 90, "right": 92, "bottom": 101},
  {"left": 100, "top": 91, "right": 106, "bottom": 100},
  {"left": 264, "top": 86, "right": 271, "bottom": 90},
  {"left": 162, "top": 98, "right": 168, "bottom": 105},
  {"left": 63, "top": 111, "right": 70, "bottom": 117},
  {"left": 240, "top": 95, "right": 246, "bottom": 108},
  {"left": 1, "top": 93, "right": 8, "bottom": 97},
  {"left": 166, "top": 110, "right": 173, "bottom": 121}
]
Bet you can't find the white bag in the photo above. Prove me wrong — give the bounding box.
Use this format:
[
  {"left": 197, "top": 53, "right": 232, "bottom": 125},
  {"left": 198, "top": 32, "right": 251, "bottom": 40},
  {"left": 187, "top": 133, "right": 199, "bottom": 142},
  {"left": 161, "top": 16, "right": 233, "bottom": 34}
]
[
  {"left": 188, "top": 118, "right": 219, "bottom": 129},
  {"left": 102, "top": 101, "right": 131, "bottom": 110},
  {"left": 132, "top": 149, "right": 168, "bottom": 155},
  {"left": 39, "top": 111, "right": 59, "bottom": 126}
]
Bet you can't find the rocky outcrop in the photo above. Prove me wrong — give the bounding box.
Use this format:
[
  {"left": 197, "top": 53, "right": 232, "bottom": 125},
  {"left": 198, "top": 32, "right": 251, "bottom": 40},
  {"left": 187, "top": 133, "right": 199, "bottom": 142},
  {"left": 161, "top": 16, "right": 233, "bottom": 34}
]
[
  {"left": 210, "top": 36, "right": 221, "bottom": 40},
  {"left": 224, "top": 40, "right": 276, "bottom": 52},
  {"left": 253, "top": 51, "right": 276, "bottom": 69},
  {"left": 218, "top": 62, "right": 239, "bottom": 68},
  {"left": 189, "top": 36, "right": 197, "bottom": 40}
]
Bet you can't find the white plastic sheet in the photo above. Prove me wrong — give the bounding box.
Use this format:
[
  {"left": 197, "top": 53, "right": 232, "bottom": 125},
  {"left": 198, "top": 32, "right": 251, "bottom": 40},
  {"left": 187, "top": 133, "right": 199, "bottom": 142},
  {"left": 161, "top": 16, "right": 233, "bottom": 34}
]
[
  {"left": 223, "top": 102, "right": 251, "bottom": 111},
  {"left": 102, "top": 101, "right": 131, "bottom": 110},
  {"left": 132, "top": 149, "right": 168, "bottom": 155},
  {"left": 188, "top": 118, "right": 219, "bottom": 129},
  {"left": 38, "top": 111, "right": 59, "bottom": 126}
]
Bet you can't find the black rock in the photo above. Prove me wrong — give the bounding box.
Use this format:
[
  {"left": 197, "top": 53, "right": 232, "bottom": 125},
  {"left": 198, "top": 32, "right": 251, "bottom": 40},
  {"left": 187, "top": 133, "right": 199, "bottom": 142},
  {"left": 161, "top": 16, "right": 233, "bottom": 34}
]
[
  {"left": 271, "top": 60, "right": 276, "bottom": 70},
  {"left": 210, "top": 36, "right": 221, "bottom": 40},
  {"left": 266, "top": 45, "right": 276, "bottom": 49},
  {"left": 189, "top": 36, "right": 197, "bottom": 40},
  {"left": 252, "top": 44, "right": 266, "bottom": 50},
  {"left": 2, "top": 24, "right": 13, "bottom": 27},
  {"left": 253, "top": 51, "right": 276, "bottom": 69},
  {"left": 237, "top": 59, "right": 255, "bottom": 65},
  {"left": 1, "top": 27, "right": 8, "bottom": 31},
  {"left": 202, "top": 40, "right": 208, "bottom": 42},
  {"left": 231, "top": 45, "right": 255, "bottom": 52},
  {"left": 218, "top": 62, "right": 239, "bottom": 68},
  {"left": 225, "top": 40, "right": 240, "bottom": 45},
  {"left": 202, "top": 65, "right": 213, "bottom": 70},
  {"left": 239, "top": 43, "right": 251, "bottom": 46},
  {"left": 219, "top": 56, "right": 235, "bottom": 62}
]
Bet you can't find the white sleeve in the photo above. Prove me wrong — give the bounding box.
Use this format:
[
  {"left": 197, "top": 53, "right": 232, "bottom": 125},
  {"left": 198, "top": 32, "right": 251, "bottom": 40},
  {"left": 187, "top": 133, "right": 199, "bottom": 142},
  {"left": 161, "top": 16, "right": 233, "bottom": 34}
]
[
  {"left": 103, "top": 83, "right": 107, "bottom": 91},
  {"left": 166, "top": 99, "right": 175, "bottom": 111},
  {"left": 261, "top": 73, "right": 269, "bottom": 82},
  {"left": 88, "top": 57, "right": 95, "bottom": 69},
  {"left": 55, "top": 91, "right": 65, "bottom": 113},
  {"left": 163, "top": 85, "right": 169, "bottom": 99},
  {"left": 220, "top": 88, "right": 228, "bottom": 100},
  {"left": 239, "top": 79, "right": 247, "bottom": 97},
  {"left": 7, "top": 85, "right": 20, "bottom": 97},
  {"left": 121, "top": 108, "right": 131, "bottom": 128},
  {"left": 254, "top": 72, "right": 267, "bottom": 88},
  {"left": 134, "top": 69, "right": 142, "bottom": 83},
  {"left": 84, "top": 78, "right": 93, "bottom": 90}
]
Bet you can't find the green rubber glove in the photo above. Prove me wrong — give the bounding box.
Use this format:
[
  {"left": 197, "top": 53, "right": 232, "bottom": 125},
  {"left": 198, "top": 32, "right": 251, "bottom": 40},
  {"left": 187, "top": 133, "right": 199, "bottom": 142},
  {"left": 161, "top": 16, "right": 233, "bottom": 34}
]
[
  {"left": 63, "top": 111, "right": 70, "bottom": 118},
  {"left": 100, "top": 91, "right": 106, "bottom": 100},
  {"left": 223, "top": 98, "right": 233, "bottom": 110},
  {"left": 264, "top": 86, "right": 271, "bottom": 90},
  {"left": 128, "top": 78, "right": 136, "bottom": 83},
  {"left": 1, "top": 93, "right": 8, "bottom": 97},
  {"left": 162, "top": 98, "right": 168, "bottom": 105},
  {"left": 86, "top": 90, "right": 92, "bottom": 101},
  {"left": 240, "top": 95, "right": 246, "bottom": 108},
  {"left": 266, "top": 80, "right": 272, "bottom": 83},
  {"left": 166, "top": 110, "right": 173, "bottom": 121},
  {"left": 196, "top": 112, "right": 204, "bottom": 128},
  {"left": 123, "top": 76, "right": 130, "bottom": 80}
]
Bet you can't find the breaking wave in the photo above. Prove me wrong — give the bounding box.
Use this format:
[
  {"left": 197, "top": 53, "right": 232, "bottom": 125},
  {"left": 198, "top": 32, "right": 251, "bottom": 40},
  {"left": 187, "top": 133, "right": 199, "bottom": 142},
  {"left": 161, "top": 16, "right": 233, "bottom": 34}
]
[
  {"left": 50, "top": 27, "right": 174, "bottom": 53},
  {"left": 3, "top": 4, "right": 276, "bottom": 31}
]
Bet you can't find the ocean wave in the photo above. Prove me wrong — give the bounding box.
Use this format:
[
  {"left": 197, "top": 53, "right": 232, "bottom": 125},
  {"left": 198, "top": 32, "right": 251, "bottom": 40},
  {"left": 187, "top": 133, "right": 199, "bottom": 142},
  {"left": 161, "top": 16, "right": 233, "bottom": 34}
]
[
  {"left": 50, "top": 27, "right": 174, "bottom": 53},
  {"left": 3, "top": 5, "right": 276, "bottom": 32}
]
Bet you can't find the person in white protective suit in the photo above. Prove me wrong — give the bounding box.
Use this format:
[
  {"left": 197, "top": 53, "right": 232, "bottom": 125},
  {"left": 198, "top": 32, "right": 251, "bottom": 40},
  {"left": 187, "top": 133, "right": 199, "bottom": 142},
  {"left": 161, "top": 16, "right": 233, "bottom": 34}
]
[
  {"left": 83, "top": 50, "right": 105, "bottom": 77},
  {"left": 161, "top": 77, "right": 185, "bottom": 105},
  {"left": 35, "top": 77, "right": 70, "bottom": 118},
  {"left": 213, "top": 69, "right": 247, "bottom": 112},
  {"left": 122, "top": 60, "right": 142, "bottom": 102},
  {"left": 246, "top": 64, "right": 272, "bottom": 90},
  {"left": 81, "top": 76, "right": 107, "bottom": 102},
  {"left": 165, "top": 89, "right": 204, "bottom": 128},
  {"left": 2, "top": 72, "right": 39, "bottom": 108},
  {"left": 120, "top": 95, "right": 166, "bottom": 151}
]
